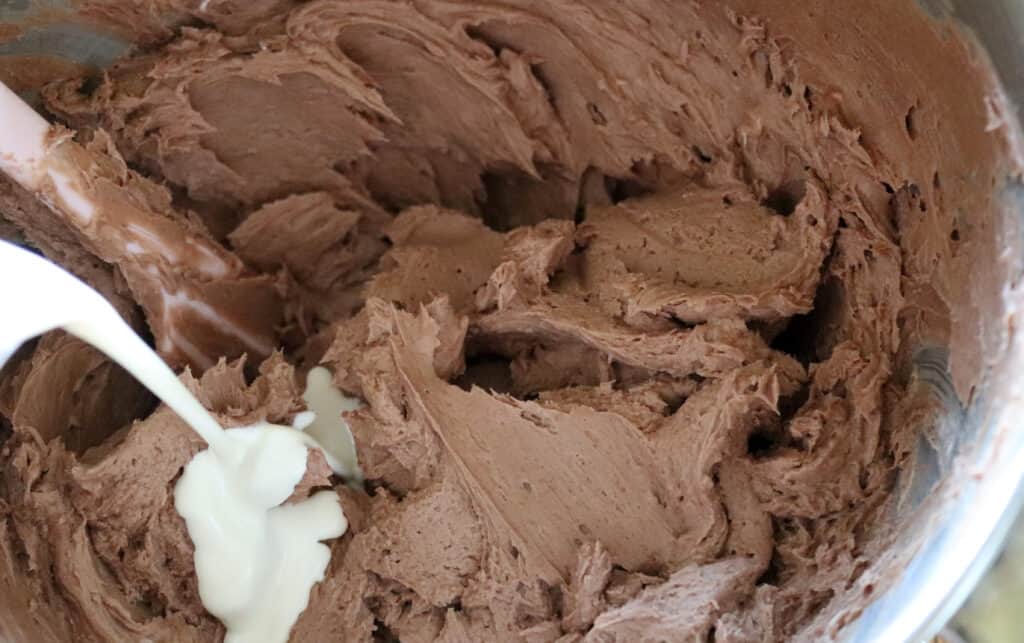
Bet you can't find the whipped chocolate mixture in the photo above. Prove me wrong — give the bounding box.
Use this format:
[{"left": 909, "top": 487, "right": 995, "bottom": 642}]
[{"left": 0, "top": 0, "right": 1020, "bottom": 641}]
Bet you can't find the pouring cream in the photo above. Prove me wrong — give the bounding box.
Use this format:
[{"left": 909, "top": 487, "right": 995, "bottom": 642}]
[{"left": 0, "top": 239, "right": 350, "bottom": 643}]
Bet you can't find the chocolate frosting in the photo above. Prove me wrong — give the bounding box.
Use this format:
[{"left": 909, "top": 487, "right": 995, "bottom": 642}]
[{"left": 1, "top": 0, "right": 1021, "bottom": 641}]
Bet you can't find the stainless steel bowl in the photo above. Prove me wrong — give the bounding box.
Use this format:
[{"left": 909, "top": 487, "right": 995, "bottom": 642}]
[
  {"left": 845, "top": 5, "right": 1024, "bottom": 641},
  {"left": 1, "top": 1, "right": 1023, "bottom": 641}
]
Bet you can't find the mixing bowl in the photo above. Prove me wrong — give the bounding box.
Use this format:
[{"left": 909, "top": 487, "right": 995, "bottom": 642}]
[{"left": 1, "top": 1, "right": 1023, "bottom": 641}]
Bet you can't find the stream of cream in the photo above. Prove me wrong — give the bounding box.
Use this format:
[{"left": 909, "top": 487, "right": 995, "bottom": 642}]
[{"left": 0, "top": 240, "right": 351, "bottom": 643}]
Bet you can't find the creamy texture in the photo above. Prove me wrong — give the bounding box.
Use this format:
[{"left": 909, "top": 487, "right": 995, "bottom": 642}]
[
  {"left": 174, "top": 423, "right": 347, "bottom": 643},
  {"left": 298, "top": 366, "right": 363, "bottom": 481},
  {"left": 0, "top": 0, "right": 1021, "bottom": 642}
]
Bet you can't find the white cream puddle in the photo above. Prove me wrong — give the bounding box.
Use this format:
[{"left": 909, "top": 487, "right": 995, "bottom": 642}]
[
  {"left": 174, "top": 422, "right": 348, "bottom": 643},
  {"left": 297, "top": 366, "right": 364, "bottom": 482}
]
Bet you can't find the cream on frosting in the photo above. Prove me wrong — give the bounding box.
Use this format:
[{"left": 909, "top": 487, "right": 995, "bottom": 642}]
[{"left": 0, "top": 239, "right": 347, "bottom": 643}]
